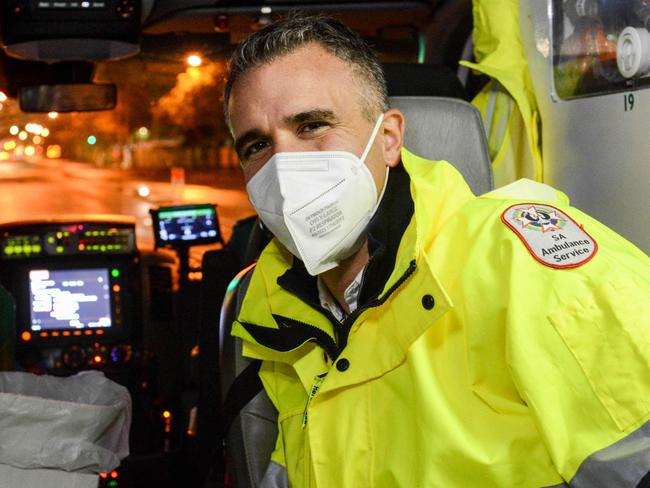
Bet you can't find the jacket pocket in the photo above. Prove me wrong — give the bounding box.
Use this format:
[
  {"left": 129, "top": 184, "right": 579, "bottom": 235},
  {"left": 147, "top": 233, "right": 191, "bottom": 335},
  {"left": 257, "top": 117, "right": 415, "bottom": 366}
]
[{"left": 548, "top": 277, "right": 650, "bottom": 431}]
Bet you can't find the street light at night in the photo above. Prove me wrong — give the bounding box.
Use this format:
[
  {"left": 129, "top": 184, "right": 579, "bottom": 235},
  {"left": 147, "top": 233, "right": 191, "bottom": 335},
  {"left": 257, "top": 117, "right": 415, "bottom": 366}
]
[
  {"left": 25, "top": 123, "right": 43, "bottom": 135},
  {"left": 9, "top": 126, "right": 18, "bottom": 136},
  {"left": 87, "top": 135, "right": 97, "bottom": 145},
  {"left": 48, "top": 112, "right": 59, "bottom": 119},
  {"left": 186, "top": 54, "right": 202, "bottom": 67}
]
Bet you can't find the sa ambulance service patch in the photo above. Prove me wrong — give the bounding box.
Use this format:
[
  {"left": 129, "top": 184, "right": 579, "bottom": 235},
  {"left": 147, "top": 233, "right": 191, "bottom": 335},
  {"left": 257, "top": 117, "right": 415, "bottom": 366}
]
[{"left": 501, "top": 203, "right": 598, "bottom": 269}]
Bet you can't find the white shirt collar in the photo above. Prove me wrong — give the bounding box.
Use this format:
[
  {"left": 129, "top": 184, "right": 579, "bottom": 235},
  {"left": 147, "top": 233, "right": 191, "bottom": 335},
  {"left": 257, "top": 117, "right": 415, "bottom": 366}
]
[{"left": 317, "top": 268, "right": 364, "bottom": 322}]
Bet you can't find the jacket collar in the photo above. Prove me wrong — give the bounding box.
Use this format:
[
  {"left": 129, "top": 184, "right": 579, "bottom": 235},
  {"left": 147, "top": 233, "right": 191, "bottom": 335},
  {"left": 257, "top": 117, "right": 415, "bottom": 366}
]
[{"left": 233, "top": 149, "right": 475, "bottom": 382}]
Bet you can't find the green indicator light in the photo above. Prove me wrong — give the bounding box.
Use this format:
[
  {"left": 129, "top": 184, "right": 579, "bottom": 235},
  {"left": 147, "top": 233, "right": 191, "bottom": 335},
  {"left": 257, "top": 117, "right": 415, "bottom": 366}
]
[
  {"left": 55, "top": 246, "right": 64, "bottom": 253},
  {"left": 4, "top": 247, "right": 12, "bottom": 255},
  {"left": 111, "top": 269, "right": 120, "bottom": 278},
  {"left": 100, "top": 245, "right": 107, "bottom": 252},
  {"left": 107, "top": 481, "right": 118, "bottom": 488},
  {"left": 15, "top": 246, "right": 22, "bottom": 254},
  {"left": 48, "top": 236, "right": 55, "bottom": 244},
  {"left": 24, "top": 245, "right": 32, "bottom": 254},
  {"left": 33, "top": 245, "right": 42, "bottom": 253}
]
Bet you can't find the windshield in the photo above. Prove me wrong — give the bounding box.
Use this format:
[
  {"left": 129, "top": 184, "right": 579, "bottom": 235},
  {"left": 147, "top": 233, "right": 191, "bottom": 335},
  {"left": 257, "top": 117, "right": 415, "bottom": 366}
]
[
  {"left": 0, "top": 9, "right": 430, "bottom": 256},
  {"left": 0, "top": 36, "right": 251, "bottom": 252}
]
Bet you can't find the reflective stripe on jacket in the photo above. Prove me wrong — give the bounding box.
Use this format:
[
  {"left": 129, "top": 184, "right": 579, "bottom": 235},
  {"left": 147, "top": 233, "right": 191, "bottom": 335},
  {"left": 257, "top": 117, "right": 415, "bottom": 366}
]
[{"left": 232, "top": 147, "right": 650, "bottom": 487}]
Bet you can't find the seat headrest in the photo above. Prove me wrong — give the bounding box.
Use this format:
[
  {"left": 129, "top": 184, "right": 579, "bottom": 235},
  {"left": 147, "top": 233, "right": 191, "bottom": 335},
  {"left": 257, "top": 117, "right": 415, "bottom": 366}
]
[
  {"left": 389, "top": 96, "right": 493, "bottom": 195},
  {"left": 383, "top": 63, "right": 468, "bottom": 100}
]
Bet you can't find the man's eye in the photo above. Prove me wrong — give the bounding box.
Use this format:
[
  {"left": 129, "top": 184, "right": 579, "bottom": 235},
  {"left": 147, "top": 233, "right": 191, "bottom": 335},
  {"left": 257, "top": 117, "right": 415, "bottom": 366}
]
[
  {"left": 299, "top": 121, "right": 328, "bottom": 134},
  {"left": 244, "top": 141, "right": 269, "bottom": 159}
]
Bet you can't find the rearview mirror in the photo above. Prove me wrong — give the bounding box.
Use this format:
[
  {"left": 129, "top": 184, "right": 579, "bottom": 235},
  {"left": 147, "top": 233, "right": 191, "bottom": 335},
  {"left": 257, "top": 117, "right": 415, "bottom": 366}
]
[{"left": 18, "top": 83, "right": 117, "bottom": 112}]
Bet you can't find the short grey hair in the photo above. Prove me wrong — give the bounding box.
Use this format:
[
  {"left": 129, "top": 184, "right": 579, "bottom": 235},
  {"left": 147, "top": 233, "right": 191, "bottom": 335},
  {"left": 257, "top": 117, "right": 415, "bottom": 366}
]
[{"left": 224, "top": 14, "right": 389, "bottom": 128}]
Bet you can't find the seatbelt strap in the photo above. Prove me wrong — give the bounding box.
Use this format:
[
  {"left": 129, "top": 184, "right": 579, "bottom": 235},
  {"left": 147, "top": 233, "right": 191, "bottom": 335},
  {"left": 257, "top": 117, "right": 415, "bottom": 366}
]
[{"left": 220, "top": 359, "right": 263, "bottom": 438}]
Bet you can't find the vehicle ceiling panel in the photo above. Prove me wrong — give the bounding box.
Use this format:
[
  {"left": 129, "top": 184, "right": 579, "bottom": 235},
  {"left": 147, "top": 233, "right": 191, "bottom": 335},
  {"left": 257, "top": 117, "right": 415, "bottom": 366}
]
[{"left": 144, "top": 0, "right": 434, "bottom": 38}]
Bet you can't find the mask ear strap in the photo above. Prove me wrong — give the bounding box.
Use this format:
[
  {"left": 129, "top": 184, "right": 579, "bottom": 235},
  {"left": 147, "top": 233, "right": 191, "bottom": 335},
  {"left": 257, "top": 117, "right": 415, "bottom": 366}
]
[
  {"left": 373, "top": 165, "right": 390, "bottom": 206},
  {"left": 360, "top": 114, "right": 385, "bottom": 163}
]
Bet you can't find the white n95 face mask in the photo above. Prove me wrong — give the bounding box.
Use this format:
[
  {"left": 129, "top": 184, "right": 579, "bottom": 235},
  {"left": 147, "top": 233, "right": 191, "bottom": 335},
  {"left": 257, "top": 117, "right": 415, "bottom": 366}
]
[{"left": 246, "top": 114, "right": 387, "bottom": 276}]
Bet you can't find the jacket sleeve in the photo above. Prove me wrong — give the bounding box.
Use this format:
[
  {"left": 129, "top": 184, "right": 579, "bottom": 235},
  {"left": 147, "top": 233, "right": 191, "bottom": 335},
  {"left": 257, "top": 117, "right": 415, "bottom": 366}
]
[{"left": 506, "top": 212, "right": 650, "bottom": 487}]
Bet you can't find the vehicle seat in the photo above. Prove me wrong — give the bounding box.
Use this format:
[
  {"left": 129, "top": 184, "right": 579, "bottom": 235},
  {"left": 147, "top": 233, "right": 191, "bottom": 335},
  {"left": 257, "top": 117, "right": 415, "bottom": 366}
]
[
  {"left": 383, "top": 63, "right": 468, "bottom": 100},
  {"left": 0, "top": 285, "right": 15, "bottom": 371},
  {"left": 198, "top": 219, "right": 271, "bottom": 487},
  {"left": 390, "top": 96, "right": 493, "bottom": 195},
  {"left": 218, "top": 96, "right": 493, "bottom": 488}
]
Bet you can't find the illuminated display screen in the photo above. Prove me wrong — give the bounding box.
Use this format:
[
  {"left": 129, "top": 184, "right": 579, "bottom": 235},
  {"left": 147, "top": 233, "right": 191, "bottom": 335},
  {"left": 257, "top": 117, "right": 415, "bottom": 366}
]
[
  {"left": 29, "top": 268, "right": 112, "bottom": 331},
  {"left": 155, "top": 205, "right": 220, "bottom": 244}
]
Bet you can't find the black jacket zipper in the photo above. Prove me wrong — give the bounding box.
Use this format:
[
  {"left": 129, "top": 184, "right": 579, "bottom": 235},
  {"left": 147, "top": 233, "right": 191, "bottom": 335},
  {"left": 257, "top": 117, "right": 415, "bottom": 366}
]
[{"left": 336, "top": 259, "right": 417, "bottom": 353}]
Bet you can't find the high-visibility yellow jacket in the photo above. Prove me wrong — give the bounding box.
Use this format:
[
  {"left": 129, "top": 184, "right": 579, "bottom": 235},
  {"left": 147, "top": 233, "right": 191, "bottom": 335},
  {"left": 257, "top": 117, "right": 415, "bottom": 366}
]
[
  {"left": 232, "top": 148, "right": 650, "bottom": 487},
  {"left": 461, "top": 0, "right": 543, "bottom": 187}
]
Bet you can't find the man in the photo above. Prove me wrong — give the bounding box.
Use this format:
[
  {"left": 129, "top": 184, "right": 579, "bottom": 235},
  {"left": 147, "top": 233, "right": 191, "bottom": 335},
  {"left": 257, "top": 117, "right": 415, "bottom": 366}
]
[{"left": 224, "top": 14, "right": 650, "bottom": 488}]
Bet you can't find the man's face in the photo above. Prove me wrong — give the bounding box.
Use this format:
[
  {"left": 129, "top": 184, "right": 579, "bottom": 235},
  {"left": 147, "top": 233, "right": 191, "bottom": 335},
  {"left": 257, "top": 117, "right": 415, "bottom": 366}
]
[{"left": 228, "top": 42, "right": 389, "bottom": 191}]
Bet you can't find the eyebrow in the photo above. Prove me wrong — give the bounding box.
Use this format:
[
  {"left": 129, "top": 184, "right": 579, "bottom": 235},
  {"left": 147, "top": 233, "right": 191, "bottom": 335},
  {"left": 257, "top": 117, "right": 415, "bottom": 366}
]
[
  {"left": 285, "top": 109, "right": 338, "bottom": 126},
  {"left": 234, "top": 109, "right": 339, "bottom": 160}
]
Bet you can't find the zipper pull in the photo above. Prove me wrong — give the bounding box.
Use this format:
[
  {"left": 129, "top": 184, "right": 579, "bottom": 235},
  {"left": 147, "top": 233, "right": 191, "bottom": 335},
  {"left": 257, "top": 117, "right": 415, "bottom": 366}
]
[{"left": 302, "top": 373, "right": 326, "bottom": 429}]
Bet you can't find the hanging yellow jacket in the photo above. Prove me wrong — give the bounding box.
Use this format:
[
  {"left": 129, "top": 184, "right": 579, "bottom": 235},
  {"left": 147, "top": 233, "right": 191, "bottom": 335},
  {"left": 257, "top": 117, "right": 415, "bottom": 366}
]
[
  {"left": 231, "top": 148, "right": 650, "bottom": 487},
  {"left": 461, "top": 0, "right": 543, "bottom": 186}
]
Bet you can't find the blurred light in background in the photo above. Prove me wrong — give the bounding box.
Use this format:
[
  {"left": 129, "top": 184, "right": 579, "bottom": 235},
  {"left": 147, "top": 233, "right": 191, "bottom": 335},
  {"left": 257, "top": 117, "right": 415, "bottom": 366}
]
[
  {"left": 186, "top": 54, "right": 202, "bottom": 67},
  {"left": 46, "top": 144, "right": 61, "bottom": 159},
  {"left": 25, "top": 123, "right": 44, "bottom": 135},
  {"left": 137, "top": 185, "right": 151, "bottom": 197}
]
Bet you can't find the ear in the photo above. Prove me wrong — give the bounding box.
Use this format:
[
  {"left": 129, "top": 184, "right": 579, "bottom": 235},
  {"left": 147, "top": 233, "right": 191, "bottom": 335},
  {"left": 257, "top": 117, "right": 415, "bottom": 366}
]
[{"left": 381, "top": 108, "right": 405, "bottom": 168}]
